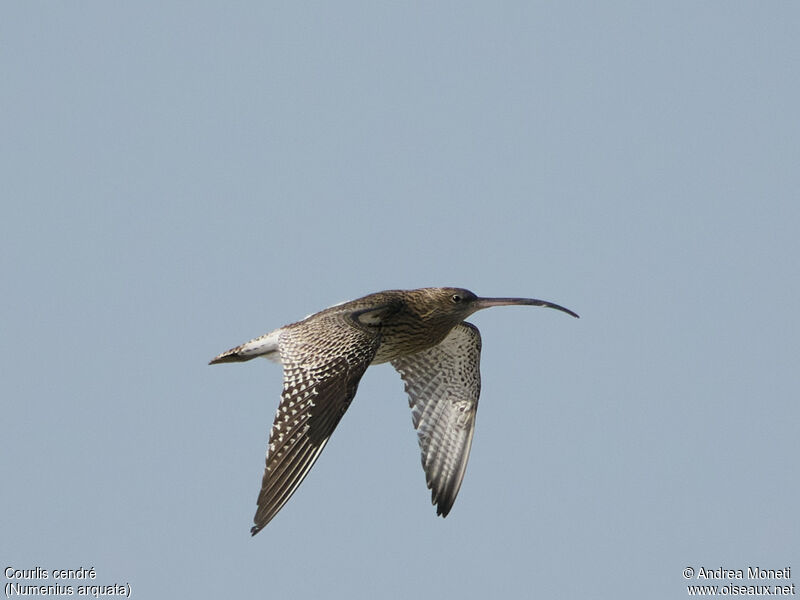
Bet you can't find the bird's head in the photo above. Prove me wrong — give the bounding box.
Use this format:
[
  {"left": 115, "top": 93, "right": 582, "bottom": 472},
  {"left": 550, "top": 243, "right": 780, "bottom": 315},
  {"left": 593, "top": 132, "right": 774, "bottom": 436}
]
[{"left": 411, "top": 287, "right": 579, "bottom": 327}]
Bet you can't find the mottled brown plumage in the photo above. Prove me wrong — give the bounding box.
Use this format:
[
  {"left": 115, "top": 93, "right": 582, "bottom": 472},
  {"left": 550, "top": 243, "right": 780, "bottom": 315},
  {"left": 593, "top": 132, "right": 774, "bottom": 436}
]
[{"left": 209, "top": 287, "right": 578, "bottom": 535}]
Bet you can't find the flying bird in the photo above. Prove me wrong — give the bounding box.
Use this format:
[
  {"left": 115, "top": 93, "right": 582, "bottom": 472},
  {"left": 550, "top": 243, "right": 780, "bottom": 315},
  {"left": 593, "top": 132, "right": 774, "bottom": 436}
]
[{"left": 210, "top": 287, "right": 578, "bottom": 535}]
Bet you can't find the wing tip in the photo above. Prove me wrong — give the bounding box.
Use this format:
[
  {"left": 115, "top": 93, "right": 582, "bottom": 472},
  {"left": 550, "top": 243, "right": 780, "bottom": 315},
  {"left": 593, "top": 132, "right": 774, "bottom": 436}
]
[{"left": 433, "top": 492, "right": 456, "bottom": 518}]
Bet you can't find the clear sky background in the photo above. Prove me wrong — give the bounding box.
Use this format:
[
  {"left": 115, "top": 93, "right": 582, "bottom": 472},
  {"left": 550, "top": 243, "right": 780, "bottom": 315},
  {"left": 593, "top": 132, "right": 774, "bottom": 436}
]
[{"left": 2, "top": 3, "right": 798, "bottom": 599}]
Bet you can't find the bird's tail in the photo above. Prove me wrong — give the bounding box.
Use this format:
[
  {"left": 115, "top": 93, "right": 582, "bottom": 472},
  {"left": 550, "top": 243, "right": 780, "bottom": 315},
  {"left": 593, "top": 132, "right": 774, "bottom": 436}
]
[{"left": 209, "top": 329, "right": 281, "bottom": 365}]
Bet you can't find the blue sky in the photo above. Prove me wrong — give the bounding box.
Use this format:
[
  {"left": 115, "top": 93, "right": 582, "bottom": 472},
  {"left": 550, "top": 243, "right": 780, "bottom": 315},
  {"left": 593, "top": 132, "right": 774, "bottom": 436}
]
[{"left": 2, "top": 3, "right": 798, "bottom": 598}]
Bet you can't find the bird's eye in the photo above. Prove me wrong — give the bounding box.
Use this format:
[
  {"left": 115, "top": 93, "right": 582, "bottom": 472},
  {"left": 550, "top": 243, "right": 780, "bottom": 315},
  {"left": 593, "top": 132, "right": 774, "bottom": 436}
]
[{"left": 451, "top": 294, "right": 463, "bottom": 303}]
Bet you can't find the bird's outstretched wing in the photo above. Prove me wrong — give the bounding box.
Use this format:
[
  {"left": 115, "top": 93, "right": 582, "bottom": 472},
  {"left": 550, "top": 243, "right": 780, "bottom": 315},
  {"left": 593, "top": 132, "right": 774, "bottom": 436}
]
[
  {"left": 391, "top": 322, "right": 482, "bottom": 517},
  {"left": 250, "top": 311, "right": 383, "bottom": 535}
]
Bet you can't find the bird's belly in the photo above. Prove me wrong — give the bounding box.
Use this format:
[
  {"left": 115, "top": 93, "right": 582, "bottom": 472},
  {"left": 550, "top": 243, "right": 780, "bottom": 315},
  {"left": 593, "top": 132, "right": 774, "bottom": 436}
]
[{"left": 370, "top": 345, "right": 405, "bottom": 365}]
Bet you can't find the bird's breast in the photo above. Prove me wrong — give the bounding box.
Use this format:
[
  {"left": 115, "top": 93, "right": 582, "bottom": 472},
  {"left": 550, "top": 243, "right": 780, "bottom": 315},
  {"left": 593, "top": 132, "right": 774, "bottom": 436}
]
[{"left": 370, "top": 320, "right": 452, "bottom": 364}]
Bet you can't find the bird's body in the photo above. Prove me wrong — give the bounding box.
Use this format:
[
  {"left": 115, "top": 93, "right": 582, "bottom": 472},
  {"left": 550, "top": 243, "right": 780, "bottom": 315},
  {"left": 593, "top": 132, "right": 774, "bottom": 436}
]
[{"left": 210, "top": 287, "right": 578, "bottom": 535}]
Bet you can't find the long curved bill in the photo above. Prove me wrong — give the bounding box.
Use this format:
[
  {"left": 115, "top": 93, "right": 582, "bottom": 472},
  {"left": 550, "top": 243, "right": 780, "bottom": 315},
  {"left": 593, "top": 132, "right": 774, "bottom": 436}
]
[{"left": 475, "top": 297, "right": 580, "bottom": 319}]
